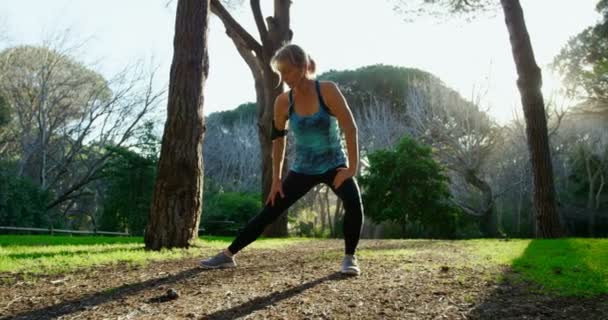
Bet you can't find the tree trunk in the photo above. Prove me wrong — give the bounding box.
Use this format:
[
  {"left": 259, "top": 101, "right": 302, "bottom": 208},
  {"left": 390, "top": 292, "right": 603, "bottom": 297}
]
[
  {"left": 211, "top": 0, "right": 293, "bottom": 237},
  {"left": 585, "top": 155, "right": 598, "bottom": 236},
  {"left": 331, "top": 198, "right": 343, "bottom": 238},
  {"left": 401, "top": 214, "right": 408, "bottom": 239},
  {"left": 145, "top": 0, "right": 210, "bottom": 250},
  {"left": 589, "top": 173, "right": 605, "bottom": 237},
  {"left": 516, "top": 182, "right": 523, "bottom": 235},
  {"left": 464, "top": 170, "right": 497, "bottom": 237},
  {"left": 319, "top": 189, "right": 327, "bottom": 235},
  {"left": 260, "top": 68, "right": 289, "bottom": 236},
  {"left": 585, "top": 155, "right": 597, "bottom": 210},
  {"left": 500, "top": 0, "right": 563, "bottom": 238},
  {"left": 596, "top": 173, "right": 605, "bottom": 210}
]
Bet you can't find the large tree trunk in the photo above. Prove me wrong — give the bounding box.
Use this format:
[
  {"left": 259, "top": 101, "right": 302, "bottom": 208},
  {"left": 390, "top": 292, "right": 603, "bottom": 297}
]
[
  {"left": 211, "top": 0, "right": 293, "bottom": 237},
  {"left": 500, "top": 0, "right": 563, "bottom": 238},
  {"left": 145, "top": 0, "right": 210, "bottom": 250}
]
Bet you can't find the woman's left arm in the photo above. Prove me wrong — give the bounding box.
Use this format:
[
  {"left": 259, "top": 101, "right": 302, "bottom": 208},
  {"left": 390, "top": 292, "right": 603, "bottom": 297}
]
[{"left": 321, "top": 81, "right": 359, "bottom": 187}]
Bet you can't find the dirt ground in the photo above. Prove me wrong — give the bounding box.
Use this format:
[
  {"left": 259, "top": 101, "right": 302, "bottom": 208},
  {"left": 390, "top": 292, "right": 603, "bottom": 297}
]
[{"left": 1, "top": 240, "right": 606, "bottom": 320}]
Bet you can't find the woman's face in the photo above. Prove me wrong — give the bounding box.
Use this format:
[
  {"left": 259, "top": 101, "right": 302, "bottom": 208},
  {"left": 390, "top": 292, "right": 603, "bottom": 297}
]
[{"left": 277, "top": 61, "right": 306, "bottom": 88}]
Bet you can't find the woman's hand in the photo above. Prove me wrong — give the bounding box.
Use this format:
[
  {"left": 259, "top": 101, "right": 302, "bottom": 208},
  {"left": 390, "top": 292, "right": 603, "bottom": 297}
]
[
  {"left": 333, "top": 167, "right": 355, "bottom": 189},
  {"left": 265, "top": 179, "right": 285, "bottom": 207}
]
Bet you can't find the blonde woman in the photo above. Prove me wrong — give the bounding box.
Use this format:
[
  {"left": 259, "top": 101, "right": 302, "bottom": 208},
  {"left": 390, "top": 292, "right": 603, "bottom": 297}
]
[{"left": 200, "top": 44, "right": 364, "bottom": 276}]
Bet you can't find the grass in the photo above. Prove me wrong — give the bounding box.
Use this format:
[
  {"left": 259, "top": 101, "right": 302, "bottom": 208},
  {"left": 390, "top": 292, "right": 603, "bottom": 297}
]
[
  {"left": 461, "top": 238, "right": 607, "bottom": 296},
  {"left": 0, "top": 235, "right": 308, "bottom": 275},
  {"left": 510, "top": 238, "right": 608, "bottom": 297}
]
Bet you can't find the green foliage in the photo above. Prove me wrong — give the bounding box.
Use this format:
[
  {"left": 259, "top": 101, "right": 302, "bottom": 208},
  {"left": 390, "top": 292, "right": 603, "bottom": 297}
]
[
  {"left": 201, "top": 190, "right": 261, "bottom": 235},
  {"left": 552, "top": 2, "right": 608, "bottom": 116},
  {"left": 0, "top": 94, "right": 9, "bottom": 128},
  {"left": 99, "top": 146, "right": 157, "bottom": 235},
  {"left": 318, "top": 64, "right": 437, "bottom": 113},
  {"left": 98, "top": 121, "right": 159, "bottom": 235},
  {"left": 288, "top": 209, "right": 331, "bottom": 238},
  {"left": 207, "top": 102, "right": 256, "bottom": 126},
  {"left": 359, "top": 135, "right": 461, "bottom": 238},
  {"left": 0, "top": 162, "right": 51, "bottom": 228},
  {"left": 133, "top": 120, "right": 160, "bottom": 160}
]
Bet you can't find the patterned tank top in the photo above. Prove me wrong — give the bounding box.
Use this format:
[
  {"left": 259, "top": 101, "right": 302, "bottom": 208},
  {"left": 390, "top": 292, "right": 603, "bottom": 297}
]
[{"left": 288, "top": 80, "right": 346, "bottom": 175}]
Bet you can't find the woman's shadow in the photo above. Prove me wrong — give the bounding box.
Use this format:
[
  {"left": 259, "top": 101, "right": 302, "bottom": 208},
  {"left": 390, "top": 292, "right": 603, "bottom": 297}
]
[{"left": 202, "top": 271, "right": 350, "bottom": 320}]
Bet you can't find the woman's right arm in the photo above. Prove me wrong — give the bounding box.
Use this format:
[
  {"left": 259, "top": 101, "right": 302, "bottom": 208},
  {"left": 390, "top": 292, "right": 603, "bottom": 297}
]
[
  {"left": 271, "top": 93, "right": 289, "bottom": 182},
  {"left": 267, "top": 93, "right": 289, "bottom": 206}
]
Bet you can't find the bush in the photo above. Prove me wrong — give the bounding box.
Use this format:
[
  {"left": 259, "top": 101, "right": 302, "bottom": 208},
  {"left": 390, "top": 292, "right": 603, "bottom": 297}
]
[
  {"left": 0, "top": 162, "right": 51, "bottom": 228},
  {"left": 359, "top": 135, "right": 462, "bottom": 238},
  {"left": 201, "top": 191, "right": 261, "bottom": 236},
  {"left": 99, "top": 146, "right": 156, "bottom": 235}
]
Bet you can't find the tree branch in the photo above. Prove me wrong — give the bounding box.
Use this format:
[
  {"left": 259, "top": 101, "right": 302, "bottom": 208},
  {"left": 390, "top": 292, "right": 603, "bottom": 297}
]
[
  {"left": 230, "top": 31, "right": 265, "bottom": 82},
  {"left": 250, "top": 0, "right": 268, "bottom": 43},
  {"left": 210, "top": 0, "right": 263, "bottom": 57},
  {"left": 450, "top": 199, "right": 484, "bottom": 217}
]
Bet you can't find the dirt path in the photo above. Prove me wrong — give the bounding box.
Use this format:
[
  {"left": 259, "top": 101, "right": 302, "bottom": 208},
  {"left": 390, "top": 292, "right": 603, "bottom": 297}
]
[{"left": 1, "top": 240, "right": 606, "bottom": 319}]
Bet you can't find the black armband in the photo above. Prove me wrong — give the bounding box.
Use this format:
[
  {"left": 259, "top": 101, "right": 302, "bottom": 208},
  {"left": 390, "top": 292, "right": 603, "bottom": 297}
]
[{"left": 271, "top": 120, "right": 287, "bottom": 140}]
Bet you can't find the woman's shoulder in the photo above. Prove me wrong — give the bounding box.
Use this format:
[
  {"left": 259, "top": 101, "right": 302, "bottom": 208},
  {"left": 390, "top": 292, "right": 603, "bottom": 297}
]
[
  {"left": 318, "top": 80, "right": 340, "bottom": 91},
  {"left": 317, "top": 80, "right": 342, "bottom": 102},
  {"left": 274, "top": 91, "right": 291, "bottom": 114},
  {"left": 275, "top": 91, "right": 290, "bottom": 104}
]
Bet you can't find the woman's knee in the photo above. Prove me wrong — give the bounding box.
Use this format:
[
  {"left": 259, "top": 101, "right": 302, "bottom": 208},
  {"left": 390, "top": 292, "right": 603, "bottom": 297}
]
[{"left": 337, "top": 181, "right": 362, "bottom": 204}]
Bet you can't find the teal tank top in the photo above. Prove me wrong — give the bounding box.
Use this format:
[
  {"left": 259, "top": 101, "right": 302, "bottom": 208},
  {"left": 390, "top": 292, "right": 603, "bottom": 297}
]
[{"left": 288, "top": 81, "right": 347, "bottom": 175}]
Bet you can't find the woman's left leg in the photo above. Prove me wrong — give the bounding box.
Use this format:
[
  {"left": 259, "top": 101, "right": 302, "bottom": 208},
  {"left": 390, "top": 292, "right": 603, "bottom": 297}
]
[{"left": 323, "top": 169, "right": 364, "bottom": 255}]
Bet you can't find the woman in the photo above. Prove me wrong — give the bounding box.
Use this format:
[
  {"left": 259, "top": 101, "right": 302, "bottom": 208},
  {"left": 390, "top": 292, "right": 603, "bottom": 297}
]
[{"left": 200, "top": 44, "right": 364, "bottom": 276}]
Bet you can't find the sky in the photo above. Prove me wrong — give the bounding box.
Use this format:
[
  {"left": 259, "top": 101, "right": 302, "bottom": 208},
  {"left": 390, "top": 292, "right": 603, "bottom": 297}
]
[{"left": 0, "top": 0, "right": 601, "bottom": 125}]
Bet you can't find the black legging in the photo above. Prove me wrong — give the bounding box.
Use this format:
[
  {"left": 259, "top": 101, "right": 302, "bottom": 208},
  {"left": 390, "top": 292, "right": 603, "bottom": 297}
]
[{"left": 228, "top": 166, "right": 364, "bottom": 255}]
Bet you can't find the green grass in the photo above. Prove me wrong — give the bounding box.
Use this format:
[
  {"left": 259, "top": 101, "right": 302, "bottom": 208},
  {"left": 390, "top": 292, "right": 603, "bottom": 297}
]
[
  {"left": 510, "top": 238, "right": 608, "bottom": 297},
  {"left": 463, "top": 238, "right": 607, "bottom": 296},
  {"left": 0, "top": 235, "right": 308, "bottom": 275},
  {"left": 364, "top": 238, "right": 607, "bottom": 297}
]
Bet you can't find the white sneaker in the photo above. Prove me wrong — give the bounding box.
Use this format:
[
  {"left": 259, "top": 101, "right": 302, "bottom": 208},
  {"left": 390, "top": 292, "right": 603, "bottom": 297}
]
[
  {"left": 199, "top": 251, "right": 237, "bottom": 269},
  {"left": 341, "top": 254, "right": 360, "bottom": 276}
]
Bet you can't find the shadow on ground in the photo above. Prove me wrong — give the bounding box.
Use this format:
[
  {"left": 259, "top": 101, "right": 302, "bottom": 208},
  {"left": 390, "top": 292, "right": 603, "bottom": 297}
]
[{"left": 201, "top": 272, "right": 350, "bottom": 320}]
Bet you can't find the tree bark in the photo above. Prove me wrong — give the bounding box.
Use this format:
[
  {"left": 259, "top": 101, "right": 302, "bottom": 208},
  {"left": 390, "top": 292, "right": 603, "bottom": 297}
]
[
  {"left": 145, "top": 0, "right": 210, "bottom": 250},
  {"left": 585, "top": 154, "right": 598, "bottom": 236},
  {"left": 331, "top": 198, "right": 343, "bottom": 238},
  {"left": 210, "top": 0, "right": 293, "bottom": 236},
  {"left": 500, "top": 0, "right": 563, "bottom": 238},
  {"left": 464, "top": 170, "right": 497, "bottom": 237}
]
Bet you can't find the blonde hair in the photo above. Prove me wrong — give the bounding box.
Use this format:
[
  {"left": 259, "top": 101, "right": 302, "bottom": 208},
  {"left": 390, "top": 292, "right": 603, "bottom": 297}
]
[{"left": 270, "top": 43, "right": 316, "bottom": 84}]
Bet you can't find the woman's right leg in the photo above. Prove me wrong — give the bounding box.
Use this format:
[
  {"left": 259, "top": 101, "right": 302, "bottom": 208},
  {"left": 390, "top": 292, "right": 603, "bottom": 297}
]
[{"left": 227, "top": 171, "right": 318, "bottom": 254}]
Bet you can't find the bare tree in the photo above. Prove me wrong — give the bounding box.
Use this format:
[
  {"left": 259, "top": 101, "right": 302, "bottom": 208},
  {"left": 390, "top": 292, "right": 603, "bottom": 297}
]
[
  {"left": 557, "top": 115, "right": 608, "bottom": 236},
  {"left": 0, "top": 41, "right": 163, "bottom": 224},
  {"left": 203, "top": 115, "right": 261, "bottom": 192},
  {"left": 210, "top": 0, "right": 293, "bottom": 236},
  {"left": 354, "top": 98, "right": 411, "bottom": 155},
  {"left": 145, "top": 0, "right": 211, "bottom": 250},
  {"left": 406, "top": 79, "right": 502, "bottom": 236}
]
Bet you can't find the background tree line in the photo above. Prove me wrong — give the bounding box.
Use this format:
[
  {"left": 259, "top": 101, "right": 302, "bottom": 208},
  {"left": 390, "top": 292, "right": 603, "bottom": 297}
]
[{"left": 2, "top": 1, "right": 607, "bottom": 240}]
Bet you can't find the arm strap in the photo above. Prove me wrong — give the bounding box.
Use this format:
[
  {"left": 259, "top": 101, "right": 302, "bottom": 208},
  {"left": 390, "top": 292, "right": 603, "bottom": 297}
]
[{"left": 271, "top": 120, "right": 287, "bottom": 140}]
